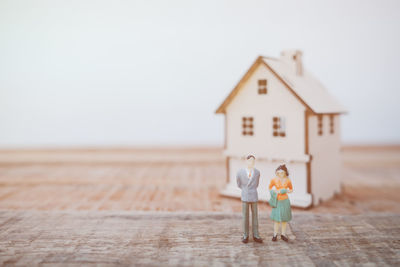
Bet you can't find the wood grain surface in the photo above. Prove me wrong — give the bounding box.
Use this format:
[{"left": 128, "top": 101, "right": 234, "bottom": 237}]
[
  {"left": 0, "top": 146, "right": 399, "bottom": 213},
  {"left": 0, "top": 211, "right": 399, "bottom": 266},
  {"left": 0, "top": 146, "right": 399, "bottom": 265}
]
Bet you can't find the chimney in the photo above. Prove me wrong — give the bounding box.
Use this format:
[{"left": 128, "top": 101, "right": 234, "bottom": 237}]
[{"left": 280, "top": 50, "right": 303, "bottom": 76}]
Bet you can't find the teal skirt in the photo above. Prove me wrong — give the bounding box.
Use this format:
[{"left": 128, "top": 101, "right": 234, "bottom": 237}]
[{"left": 270, "top": 198, "right": 292, "bottom": 222}]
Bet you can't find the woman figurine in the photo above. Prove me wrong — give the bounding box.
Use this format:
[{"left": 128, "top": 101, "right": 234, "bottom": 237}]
[{"left": 269, "top": 164, "right": 293, "bottom": 242}]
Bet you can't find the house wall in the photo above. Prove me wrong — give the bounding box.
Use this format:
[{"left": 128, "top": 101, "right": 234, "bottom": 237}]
[
  {"left": 308, "top": 114, "right": 342, "bottom": 205},
  {"left": 225, "top": 63, "right": 306, "bottom": 160}
]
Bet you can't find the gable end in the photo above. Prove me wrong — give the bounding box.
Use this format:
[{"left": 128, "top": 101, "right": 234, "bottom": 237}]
[{"left": 215, "top": 56, "right": 314, "bottom": 114}]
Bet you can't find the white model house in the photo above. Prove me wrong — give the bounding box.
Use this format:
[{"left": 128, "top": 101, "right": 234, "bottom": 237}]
[{"left": 215, "top": 50, "right": 347, "bottom": 208}]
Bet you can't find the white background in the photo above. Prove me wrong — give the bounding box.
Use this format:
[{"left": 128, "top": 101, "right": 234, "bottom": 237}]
[{"left": 1, "top": 0, "right": 399, "bottom": 147}]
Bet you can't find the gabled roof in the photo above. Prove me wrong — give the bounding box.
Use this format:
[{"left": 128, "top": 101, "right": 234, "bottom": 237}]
[{"left": 215, "top": 55, "right": 347, "bottom": 114}]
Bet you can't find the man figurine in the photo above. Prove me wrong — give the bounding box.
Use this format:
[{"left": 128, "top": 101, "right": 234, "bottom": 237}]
[{"left": 236, "top": 155, "right": 263, "bottom": 243}]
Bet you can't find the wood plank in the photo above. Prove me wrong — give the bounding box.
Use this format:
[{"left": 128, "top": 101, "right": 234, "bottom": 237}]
[{"left": 0, "top": 211, "right": 398, "bottom": 266}]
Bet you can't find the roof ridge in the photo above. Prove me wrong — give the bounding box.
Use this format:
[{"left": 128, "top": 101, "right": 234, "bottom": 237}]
[{"left": 261, "top": 55, "right": 278, "bottom": 60}]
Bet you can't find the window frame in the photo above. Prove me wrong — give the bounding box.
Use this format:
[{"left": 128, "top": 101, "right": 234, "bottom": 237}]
[
  {"left": 317, "top": 115, "right": 323, "bottom": 136},
  {"left": 329, "top": 115, "right": 334, "bottom": 134},
  {"left": 272, "top": 116, "right": 286, "bottom": 137},
  {"left": 258, "top": 79, "right": 267, "bottom": 95},
  {"left": 242, "top": 117, "right": 254, "bottom": 136}
]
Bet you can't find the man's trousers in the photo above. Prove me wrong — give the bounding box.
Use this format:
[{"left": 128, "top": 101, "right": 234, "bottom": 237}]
[{"left": 242, "top": 201, "right": 260, "bottom": 238}]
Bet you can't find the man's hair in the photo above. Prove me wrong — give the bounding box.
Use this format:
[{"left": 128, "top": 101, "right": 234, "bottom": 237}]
[{"left": 246, "top": 155, "right": 255, "bottom": 160}]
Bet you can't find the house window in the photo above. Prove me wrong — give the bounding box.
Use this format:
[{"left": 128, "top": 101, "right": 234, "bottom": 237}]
[
  {"left": 258, "top": 79, "right": 267, "bottom": 94},
  {"left": 242, "top": 117, "right": 253, "bottom": 136},
  {"left": 318, "top": 115, "right": 323, "bottom": 136},
  {"left": 329, "top": 115, "right": 334, "bottom": 134},
  {"left": 273, "top": 117, "right": 286, "bottom": 137}
]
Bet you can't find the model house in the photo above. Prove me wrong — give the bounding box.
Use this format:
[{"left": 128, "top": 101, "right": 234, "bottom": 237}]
[{"left": 215, "top": 50, "right": 347, "bottom": 208}]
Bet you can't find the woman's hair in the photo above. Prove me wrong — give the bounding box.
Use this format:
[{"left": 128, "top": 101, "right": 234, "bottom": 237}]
[
  {"left": 276, "top": 164, "right": 289, "bottom": 176},
  {"left": 246, "top": 155, "right": 255, "bottom": 160}
]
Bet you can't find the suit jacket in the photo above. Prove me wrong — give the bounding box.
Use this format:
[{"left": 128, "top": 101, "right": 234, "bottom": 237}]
[{"left": 236, "top": 168, "right": 260, "bottom": 202}]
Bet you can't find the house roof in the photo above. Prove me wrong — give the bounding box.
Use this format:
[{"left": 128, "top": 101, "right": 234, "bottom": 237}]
[{"left": 215, "top": 56, "right": 347, "bottom": 114}]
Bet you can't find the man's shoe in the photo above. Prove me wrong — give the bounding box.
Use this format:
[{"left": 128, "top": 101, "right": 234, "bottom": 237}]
[
  {"left": 281, "top": 235, "right": 289, "bottom": 242},
  {"left": 272, "top": 235, "right": 277, "bottom": 242},
  {"left": 242, "top": 236, "right": 249, "bottom": 243},
  {"left": 253, "top": 236, "right": 263, "bottom": 243}
]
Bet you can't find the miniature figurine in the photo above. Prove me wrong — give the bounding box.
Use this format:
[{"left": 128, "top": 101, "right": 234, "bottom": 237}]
[
  {"left": 269, "top": 164, "right": 293, "bottom": 242},
  {"left": 236, "top": 155, "right": 263, "bottom": 243}
]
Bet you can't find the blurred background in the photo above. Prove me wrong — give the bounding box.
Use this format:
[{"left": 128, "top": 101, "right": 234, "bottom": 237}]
[
  {"left": 1, "top": 0, "right": 400, "bottom": 147},
  {"left": 0, "top": 0, "right": 399, "bottom": 213}
]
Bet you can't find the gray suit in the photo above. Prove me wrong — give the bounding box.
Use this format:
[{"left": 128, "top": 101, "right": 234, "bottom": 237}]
[
  {"left": 236, "top": 168, "right": 261, "bottom": 238},
  {"left": 236, "top": 168, "right": 260, "bottom": 202}
]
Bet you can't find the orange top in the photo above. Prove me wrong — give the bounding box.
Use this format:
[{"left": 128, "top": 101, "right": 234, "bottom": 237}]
[{"left": 269, "top": 178, "right": 293, "bottom": 201}]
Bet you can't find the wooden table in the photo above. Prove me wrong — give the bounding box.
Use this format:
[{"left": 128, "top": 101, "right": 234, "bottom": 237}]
[{"left": 0, "top": 211, "right": 399, "bottom": 266}]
